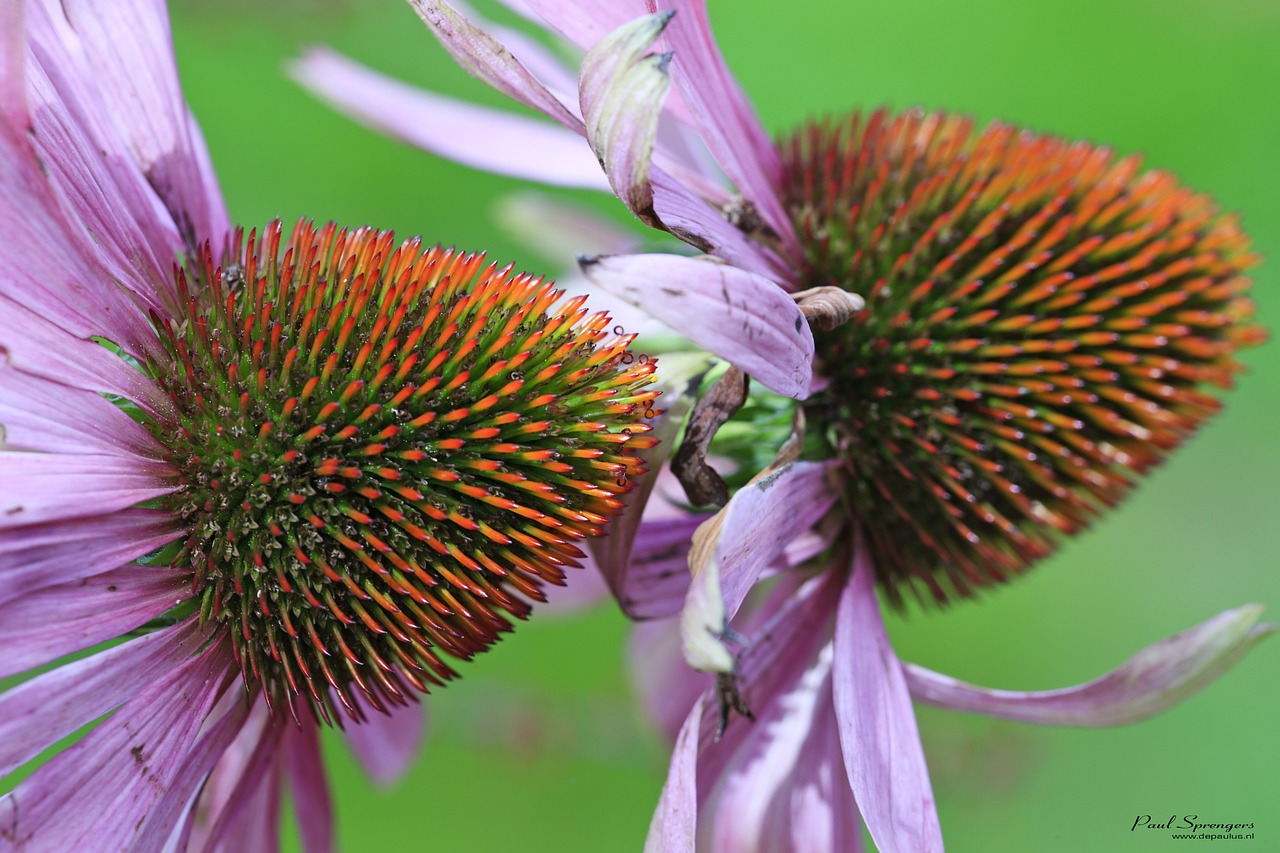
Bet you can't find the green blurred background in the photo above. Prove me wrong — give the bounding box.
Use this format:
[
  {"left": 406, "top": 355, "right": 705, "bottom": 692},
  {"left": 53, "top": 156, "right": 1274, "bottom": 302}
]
[{"left": 168, "top": 0, "right": 1279, "bottom": 849}]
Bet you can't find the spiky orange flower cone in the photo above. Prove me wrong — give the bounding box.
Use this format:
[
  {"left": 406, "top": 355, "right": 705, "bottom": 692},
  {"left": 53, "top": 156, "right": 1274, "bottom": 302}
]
[
  {"left": 783, "top": 109, "right": 1264, "bottom": 607},
  {"left": 148, "top": 219, "right": 659, "bottom": 723}
]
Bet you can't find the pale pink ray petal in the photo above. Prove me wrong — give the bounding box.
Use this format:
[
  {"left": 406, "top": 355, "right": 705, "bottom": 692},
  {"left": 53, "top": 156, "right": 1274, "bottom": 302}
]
[
  {"left": 131, "top": 694, "right": 254, "bottom": 852},
  {"left": 0, "top": 117, "right": 156, "bottom": 357},
  {"left": 515, "top": 0, "right": 652, "bottom": 53},
  {"left": 343, "top": 697, "right": 427, "bottom": 786},
  {"left": 648, "top": 177, "right": 786, "bottom": 278},
  {"left": 0, "top": 564, "right": 191, "bottom": 678},
  {"left": 51, "top": 0, "right": 230, "bottom": 250},
  {"left": 200, "top": 761, "right": 283, "bottom": 853},
  {"left": 0, "top": 367, "right": 165, "bottom": 458},
  {"left": 0, "top": 619, "right": 208, "bottom": 776},
  {"left": 682, "top": 461, "right": 840, "bottom": 672},
  {"left": 0, "top": 508, "right": 181, "bottom": 606},
  {"left": 407, "top": 0, "right": 582, "bottom": 129},
  {"left": 0, "top": 637, "right": 235, "bottom": 850},
  {"left": 578, "top": 254, "right": 813, "bottom": 398},
  {"left": 696, "top": 571, "right": 840, "bottom": 795},
  {"left": 833, "top": 543, "right": 943, "bottom": 853},
  {"left": 292, "top": 48, "right": 609, "bottom": 191},
  {"left": 652, "top": 0, "right": 798, "bottom": 260},
  {"left": 25, "top": 1, "right": 186, "bottom": 315},
  {"left": 0, "top": 451, "right": 174, "bottom": 528},
  {"left": 579, "top": 12, "right": 674, "bottom": 229},
  {"left": 284, "top": 716, "right": 334, "bottom": 853},
  {"left": 645, "top": 694, "right": 704, "bottom": 853},
  {"left": 710, "top": 647, "right": 857, "bottom": 853},
  {"left": 905, "top": 605, "right": 1276, "bottom": 727}
]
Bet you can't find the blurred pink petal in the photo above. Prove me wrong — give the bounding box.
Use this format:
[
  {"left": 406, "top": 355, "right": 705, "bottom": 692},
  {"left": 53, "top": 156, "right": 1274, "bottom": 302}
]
[
  {"left": 905, "top": 605, "right": 1276, "bottom": 727},
  {"left": 293, "top": 48, "right": 608, "bottom": 191},
  {"left": 285, "top": 718, "right": 335, "bottom": 853},
  {"left": 833, "top": 546, "right": 942, "bottom": 853},
  {"left": 343, "top": 697, "right": 427, "bottom": 786},
  {"left": 578, "top": 253, "right": 813, "bottom": 398}
]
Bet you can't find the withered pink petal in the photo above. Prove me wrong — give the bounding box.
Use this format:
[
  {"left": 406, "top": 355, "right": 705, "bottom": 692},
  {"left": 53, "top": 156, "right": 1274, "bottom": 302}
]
[
  {"left": 905, "top": 605, "right": 1276, "bottom": 727},
  {"left": 0, "top": 636, "right": 234, "bottom": 849},
  {"left": 515, "top": 0, "right": 652, "bottom": 53},
  {"left": 832, "top": 544, "right": 943, "bottom": 853},
  {"left": 293, "top": 48, "right": 608, "bottom": 191},
  {"left": 652, "top": 0, "right": 798, "bottom": 258},
  {"left": 645, "top": 695, "right": 704, "bottom": 853},
  {"left": 579, "top": 12, "right": 673, "bottom": 228},
  {"left": 617, "top": 514, "right": 708, "bottom": 620},
  {"left": 407, "top": 0, "right": 582, "bottom": 130},
  {"left": 0, "top": 452, "right": 174, "bottom": 528},
  {"left": 0, "top": 619, "right": 207, "bottom": 776},
  {"left": 0, "top": 564, "right": 190, "bottom": 678},
  {"left": 578, "top": 254, "right": 813, "bottom": 398},
  {"left": 285, "top": 717, "right": 335, "bottom": 853},
  {"left": 0, "top": 508, "right": 180, "bottom": 607},
  {"left": 343, "top": 697, "right": 427, "bottom": 787},
  {"left": 682, "top": 461, "right": 839, "bottom": 673}
]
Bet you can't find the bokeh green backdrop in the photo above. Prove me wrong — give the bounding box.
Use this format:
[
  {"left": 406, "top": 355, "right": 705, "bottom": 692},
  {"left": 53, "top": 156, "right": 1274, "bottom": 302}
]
[{"left": 168, "top": 0, "right": 1279, "bottom": 849}]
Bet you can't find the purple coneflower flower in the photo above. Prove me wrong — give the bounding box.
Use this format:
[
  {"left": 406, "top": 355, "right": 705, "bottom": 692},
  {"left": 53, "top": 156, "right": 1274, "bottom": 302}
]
[
  {"left": 1, "top": 1, "right": 661, "bottom": 848},
  {"left": 295, "top": 3, "right": 1275, "bottom": 850}
]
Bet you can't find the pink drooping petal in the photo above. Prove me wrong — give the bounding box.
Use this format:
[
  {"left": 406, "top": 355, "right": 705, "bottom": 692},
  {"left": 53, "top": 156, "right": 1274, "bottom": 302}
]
[
  {"left": 131, "top": 692, "right": 254, "bottom": 852},
  {"left": 284, "top": 716, "right": 335, "bottom": 853},
  {"left": 0, "top": 365, "right": 165, "bottom": 458},
  {"left": 682, "top": 461, "right": 840, "bottom": 672},
  {"left": 645, "top": 694, "right": 704, "bottom": 853},
  {"left": 0, "top": 508, "right": 181, "bottom": 606},
  {"left": 515, "top": 0, "right": 652, "bottom": 53},
  {"left": 49, "top": 0, "right": 230, "bottom": 252},
  {"left": 579, "top": 12, "right": 673, "bottom": 228},
  {"left": 0, "top": 299, "right": 172, "bottom": 416},
  {"left": 188, "top": 700, "right": 285, "bottom": 853},
  {"left": 0, "top": 451, "right": 174, "bottom": 528},
  {"left": 651, "top": 0, "right": 798, "bottom": 261},
  {"left": 578, "top": 253, "right": 813, "bottom": 398},
  {"left": 709, "top": 651, "right": 863, "bottom": 853},
  {"left": 0, "top": 564, "right": 191, "bottom": 678},
  {"left": 450, "top": 0, "right": 581, "bottom": 97},
  {"left": 0, "top": 619, "right": 208, "bottom": 776},
  {"left": 407, "top": 0, "right": 582, "bottom": 130},
  {"left": 292, "top": 48, "right": 609, "bottom": 191},
  {"left": 905, "top": 604, "right": 1276, "bottom": 727},
  {"left": 0, "top": 636, "right": 235, "bottom": 850},
  {"left": 343, "top": 695, "right": 427, "bottom": 786},
  {"left": 832, "top": 544, "right": 943, "bottom": 853}
]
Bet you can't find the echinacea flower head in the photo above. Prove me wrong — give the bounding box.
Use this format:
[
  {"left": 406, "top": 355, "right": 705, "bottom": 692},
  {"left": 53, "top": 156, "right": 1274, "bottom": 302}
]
[
  {"left": 1, "top": 0, "right": 657, "bottom": 847},
  {"left": 294, "top": 3, "right": 1274, "bottom": 850}
]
